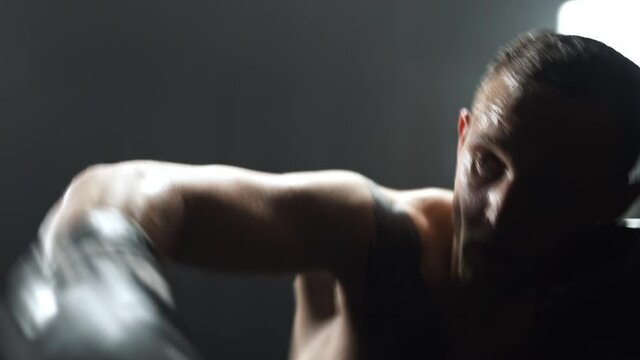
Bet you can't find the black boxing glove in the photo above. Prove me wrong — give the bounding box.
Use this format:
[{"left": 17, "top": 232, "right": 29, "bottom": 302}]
[{"left": 1, "top": 208, "right": 203, "bottom": 360}]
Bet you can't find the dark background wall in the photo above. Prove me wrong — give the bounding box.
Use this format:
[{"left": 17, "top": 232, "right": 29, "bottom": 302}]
[{"left": 4, "top": 1, "right": 635, "bottom": 359}]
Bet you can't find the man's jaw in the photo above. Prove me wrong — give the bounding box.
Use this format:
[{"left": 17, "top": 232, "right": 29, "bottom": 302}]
[{"left": 453, "top": 235, "right": 539, "bottom": 301}]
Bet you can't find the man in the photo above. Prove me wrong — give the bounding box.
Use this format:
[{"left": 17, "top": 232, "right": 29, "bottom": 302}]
[{"left": 33, "top": 31, "right": 640, "bottom": 359}]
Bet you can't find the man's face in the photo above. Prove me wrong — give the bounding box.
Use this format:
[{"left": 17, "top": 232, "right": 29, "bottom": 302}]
[{"left": 452, "top": 74, "right": 630, "bottom": 291}]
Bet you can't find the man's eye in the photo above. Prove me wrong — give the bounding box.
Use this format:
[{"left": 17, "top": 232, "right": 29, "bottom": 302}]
[{"left": 471, "top": 152, "right": 504, "bottom": 181}]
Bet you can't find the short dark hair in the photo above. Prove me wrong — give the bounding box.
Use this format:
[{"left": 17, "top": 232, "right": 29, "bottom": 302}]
[{"left": 474, "top": 31, "right": 640, "bottom": 179}]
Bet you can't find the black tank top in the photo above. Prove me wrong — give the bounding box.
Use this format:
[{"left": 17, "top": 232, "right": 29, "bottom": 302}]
[
  {"left": 362, "top": 184, "right": 450, "bottom": 359},
  {"left": 363, "top": 184, "right": 640, "bottom": 359}
]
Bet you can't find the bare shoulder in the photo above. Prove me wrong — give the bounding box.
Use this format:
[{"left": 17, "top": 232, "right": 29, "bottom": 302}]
[
  {"left": 397, "top": 187, "right": 454, "bottom": 214},
  {"left": 375, "top": 186, "right": 454, "bottom": 230}
]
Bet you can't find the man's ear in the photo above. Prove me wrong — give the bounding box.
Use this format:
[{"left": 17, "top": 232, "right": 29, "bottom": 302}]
[{"left": 457, "top": 108, "right": 471, "bottom": 153}]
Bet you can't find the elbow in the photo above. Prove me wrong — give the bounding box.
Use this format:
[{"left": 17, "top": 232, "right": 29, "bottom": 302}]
[{"left": 42, "top": 161, "right": 186, "bottom": 258}]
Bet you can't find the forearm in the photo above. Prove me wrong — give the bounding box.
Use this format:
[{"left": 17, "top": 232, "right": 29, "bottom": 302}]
[{"left": 39, "top": 161, "right": 295, "bottom": 270}]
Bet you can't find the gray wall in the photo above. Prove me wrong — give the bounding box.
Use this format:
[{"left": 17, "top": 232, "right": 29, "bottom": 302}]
[{"left": 1, "top": 0, "right": 592, "bottom": 358}]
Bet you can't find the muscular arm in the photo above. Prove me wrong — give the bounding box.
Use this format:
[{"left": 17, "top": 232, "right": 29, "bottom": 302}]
[{"left": 40, "top": 160, "right": 376, "bottom": 276}]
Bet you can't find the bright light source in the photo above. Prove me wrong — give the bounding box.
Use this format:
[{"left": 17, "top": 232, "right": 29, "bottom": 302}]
[{"left": 557, "top": 0, "right": 640, "bottom": 65}]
